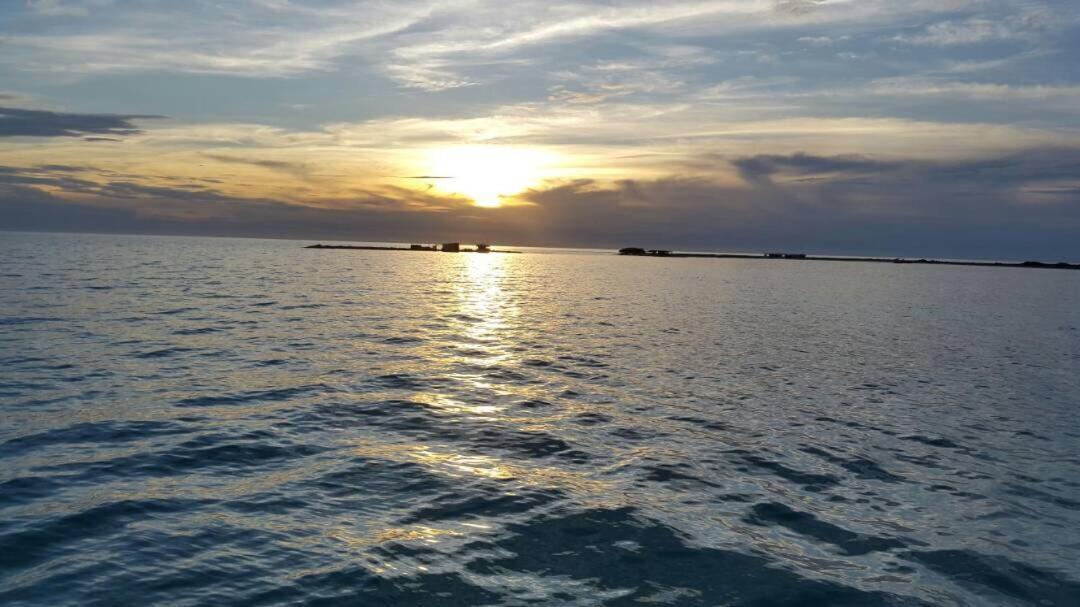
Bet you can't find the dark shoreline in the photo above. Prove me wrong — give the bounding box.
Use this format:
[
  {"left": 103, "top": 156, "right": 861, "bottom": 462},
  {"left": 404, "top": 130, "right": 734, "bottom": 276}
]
[
  {"left": 305, "top": 244, "right": 522, "bottom": 254},
  {"left": 618, "top": 249, "right": 1080, "bottom": 270},
  {"left": 304, "top": 243, "right": 1077, "bottom": 270}
]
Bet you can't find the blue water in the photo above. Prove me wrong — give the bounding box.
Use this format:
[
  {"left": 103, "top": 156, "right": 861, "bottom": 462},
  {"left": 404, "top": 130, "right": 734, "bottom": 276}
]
[{"left": 2, "top": 231, "right": 1079, "bottom": 606}]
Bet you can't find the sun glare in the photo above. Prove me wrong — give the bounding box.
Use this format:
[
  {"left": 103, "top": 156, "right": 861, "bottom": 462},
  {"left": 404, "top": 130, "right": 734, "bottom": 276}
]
[{"left": 425, "top": 146, "right": 551, "bottom": 207}]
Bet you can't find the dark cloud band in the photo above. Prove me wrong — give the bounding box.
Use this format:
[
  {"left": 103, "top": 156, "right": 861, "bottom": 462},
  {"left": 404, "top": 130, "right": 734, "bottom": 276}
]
[
  {"left": 3, "top": 148, "right": 1079, "bottom": 261},
  {"left": 0, "top": 107, "right": 165, "bottom": 138}
]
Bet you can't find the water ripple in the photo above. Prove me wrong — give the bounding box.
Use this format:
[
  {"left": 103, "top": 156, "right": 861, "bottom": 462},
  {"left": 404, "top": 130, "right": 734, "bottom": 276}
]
[{"left": 1, "top": 232, "right": 1079, "bottom": 606}]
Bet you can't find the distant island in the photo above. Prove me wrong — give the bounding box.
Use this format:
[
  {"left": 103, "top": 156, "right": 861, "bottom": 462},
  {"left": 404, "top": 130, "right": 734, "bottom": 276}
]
[
  {"left": 617, "top": 248, "right": 1080, "bottom": 270},
  {"left": 306, "top": 242, "right": 521, "bottom": 254}
]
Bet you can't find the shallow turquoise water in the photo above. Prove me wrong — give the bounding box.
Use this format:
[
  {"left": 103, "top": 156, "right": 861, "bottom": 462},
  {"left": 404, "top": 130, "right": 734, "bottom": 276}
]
[{"left": 1, "top": 231, "right": 1079, "bottom": 606}]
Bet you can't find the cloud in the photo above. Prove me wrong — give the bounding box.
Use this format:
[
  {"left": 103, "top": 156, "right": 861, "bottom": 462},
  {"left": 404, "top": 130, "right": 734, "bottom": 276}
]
[
  {"left": 0, "top": 92, "right": 35, "bottom": 108},
  {"left": 26, "top": 0, "right": 105, "bottom": 17},
  {"left": 797, "top": 35, "right": 848, "bottom": 46},
  {"left": 0, "top": 0, "right": 1001, "bottom": 85},
  {"left": 4, "top": 146, "right": 1080, "bottom": 260},
  {"left": 732, "top": 153, "right": 890, "bottom": 184},
  {"left": 691, "top": 75, "right": 1080, "bottom": 122},
  {"left": 731, "top": 149, "right": 1080, "bottom": 190},
  {"left": 775, "top": 0, "right": 829, "bottom": 16},
  {"left": 2, "top": 6, "right": 420, "bottom": 77},
  {"left": 863, "top": 78, "right": 1080, "bottom": 107},
  {"left": 201, "top": 153, "right": 310, "bottom": 178},
  {"left": 1, "top": 1, "right": 1077, "bottom": 262},
  {"left": 2, "top": 1, "right": 433, "bottom": 78},
  {"left": 506, "top": 150, "right": 1080, "bottom": 258},
  {"left": 0, "top": 164, "right": 103, "bottom": 193},
  {"left": 0, "top": 106, "right": 164, "bottom": 138},
  {"left": 1024, "top": 185, "right": 1080, "bottom": 196},
  {"left": 0, "top": 165, "right": 485, "bottom": 240},
  {"left": 892, "top": 9, "right": 1055, "bottom": 46}
]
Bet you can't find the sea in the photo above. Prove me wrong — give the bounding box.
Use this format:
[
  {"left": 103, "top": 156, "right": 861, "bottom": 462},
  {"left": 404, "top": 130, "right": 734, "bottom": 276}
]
[{"left": 1, "top": 231, "right": 1079, "bottom": 606}]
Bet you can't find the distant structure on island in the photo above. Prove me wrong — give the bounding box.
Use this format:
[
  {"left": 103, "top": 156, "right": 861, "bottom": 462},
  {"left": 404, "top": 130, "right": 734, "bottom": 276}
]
[
  {"left": 442, "top": 242, "right": 492, "bottom": 253},
  {"left": 306, "top": 242, "right": 519, "bottom": 254},
  {"left": 619, "top": 247, "right": 670, "bottom": 256}
]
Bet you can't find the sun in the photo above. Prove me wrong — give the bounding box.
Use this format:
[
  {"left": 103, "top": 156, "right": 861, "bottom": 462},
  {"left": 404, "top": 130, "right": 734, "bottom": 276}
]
[{"left": 425, "top": 145, "right": 551, "bottom": 207}]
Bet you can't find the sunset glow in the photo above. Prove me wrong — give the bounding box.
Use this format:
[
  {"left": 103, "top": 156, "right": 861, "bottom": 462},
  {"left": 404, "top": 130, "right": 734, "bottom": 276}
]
[
  {"left": 424, "top": 146, "right": 554, "bottom": 208},
  {"left": 0, "top": 0, "right": 1078, "bottom": 257}
]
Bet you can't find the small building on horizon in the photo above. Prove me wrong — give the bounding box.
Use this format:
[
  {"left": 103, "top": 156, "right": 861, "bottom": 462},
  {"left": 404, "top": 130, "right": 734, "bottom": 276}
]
[{"left": 441, "top": 242, "right": 460, "bottom": 253}]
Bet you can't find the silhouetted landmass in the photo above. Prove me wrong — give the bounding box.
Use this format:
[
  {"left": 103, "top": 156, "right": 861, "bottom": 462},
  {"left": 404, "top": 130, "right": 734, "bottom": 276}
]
[
  {"left": 306, "top": 243, "right": 520, "bottom": 254},
  {"left": 618, "top": 248, "right": 1080, "bottom": 270}
]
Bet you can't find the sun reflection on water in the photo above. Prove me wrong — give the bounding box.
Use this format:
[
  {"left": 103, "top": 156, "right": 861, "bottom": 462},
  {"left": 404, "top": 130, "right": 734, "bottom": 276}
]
[
  {"left": 453, "top": 252, "right": 513, "bottom": 358},
  {"left": 411, "top": 392, "right": 502, "bottom": 417},
  {"left": 347, "top": 441, "right": 613, "bottom": 495},
  {"left": 329, "top": 250, "right": 624, "bottom": 566}
]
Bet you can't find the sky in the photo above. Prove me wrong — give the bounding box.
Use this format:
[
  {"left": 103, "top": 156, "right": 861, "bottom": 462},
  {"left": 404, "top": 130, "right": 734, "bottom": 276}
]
[{"left": 1, "top": 0, "right": 1079, "bottom": 259}]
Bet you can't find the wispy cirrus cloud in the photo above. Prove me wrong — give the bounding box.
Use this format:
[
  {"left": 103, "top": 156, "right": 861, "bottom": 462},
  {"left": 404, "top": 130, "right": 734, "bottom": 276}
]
[
  {"left": 864, "top": 78, "right": 1080, "bottom": 109},
  {"left": 0, "top": 92, "right": 35, "bottom": 107},
  {"left": 26, "top": 0, "right": 111, "bottom": 17},
  {"left": 201, "top": 153, "right": 311, "bottom": 178},
  {"left": 891, "top": 9, "right": 1057, "bottom": 46},
  {"left": 0, "top": 0, "right": 999, "bottom": 83},
  {"left": 4, "top": 1, "right": 431, "bottom": 77}
]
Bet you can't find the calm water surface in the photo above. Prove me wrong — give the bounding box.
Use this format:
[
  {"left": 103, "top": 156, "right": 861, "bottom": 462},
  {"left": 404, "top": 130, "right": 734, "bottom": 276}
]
[{"left": 2, "top": 232, "right": 1079, "bottom": 606}]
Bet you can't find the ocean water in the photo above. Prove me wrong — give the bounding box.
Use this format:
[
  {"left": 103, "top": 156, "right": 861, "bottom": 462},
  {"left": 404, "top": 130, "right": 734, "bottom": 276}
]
[{"left": 1, "top": 231, "right": 1079, "bottom": 607}]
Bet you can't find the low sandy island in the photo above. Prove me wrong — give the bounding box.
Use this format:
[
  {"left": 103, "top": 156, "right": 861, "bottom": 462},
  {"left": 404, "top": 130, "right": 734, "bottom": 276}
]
[
  {"left": 305, "top": 244, "right": 521, "bottom": 254},
  {"left": 617, "top": 248, "right": 1080, "bottom": 270}
]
